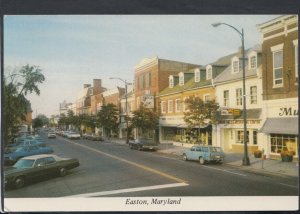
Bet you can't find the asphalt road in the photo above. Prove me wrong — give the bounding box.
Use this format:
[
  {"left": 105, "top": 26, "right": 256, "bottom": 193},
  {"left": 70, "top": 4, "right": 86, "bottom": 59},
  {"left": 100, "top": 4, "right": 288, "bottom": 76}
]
[{"left": 4, "top": 132, "right": 299, "bottom": 198}]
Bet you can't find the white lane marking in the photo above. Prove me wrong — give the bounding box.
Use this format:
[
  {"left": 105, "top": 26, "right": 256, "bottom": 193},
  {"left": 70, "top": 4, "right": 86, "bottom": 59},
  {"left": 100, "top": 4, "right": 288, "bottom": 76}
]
[
  {"left": 202, "top": 165, "right": 247, "bottom": 177},
  {"left": 63, "top": 182, "right": 189, "bottom": 197},
  {"left": 278, "top": 182, "right": 298, "bottom": 189}
]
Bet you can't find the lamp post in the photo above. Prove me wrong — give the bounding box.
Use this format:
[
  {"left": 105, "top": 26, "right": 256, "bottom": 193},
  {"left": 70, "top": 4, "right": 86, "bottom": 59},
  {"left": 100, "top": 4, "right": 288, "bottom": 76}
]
[
  {"left": 212, "top": 22, "right": 250, "bottom": 165},
  {"left": 109, "top": 77, "right": 132, "bottom": 144}
]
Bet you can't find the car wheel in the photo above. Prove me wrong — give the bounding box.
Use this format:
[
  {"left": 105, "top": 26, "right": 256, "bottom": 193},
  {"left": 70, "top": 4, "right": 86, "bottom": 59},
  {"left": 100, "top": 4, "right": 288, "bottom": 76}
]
[
  {"left": 59, "top": 167, "right": 67, "bottom": 177},
  {"left": 199, "top": 157, "right": 205, "bottom": 165},
  {"left": 15, "top": 176, "right": 25, "bottom": 189},
  {"left": 183, "top": 154, "right": 188, "bottom": 161}
]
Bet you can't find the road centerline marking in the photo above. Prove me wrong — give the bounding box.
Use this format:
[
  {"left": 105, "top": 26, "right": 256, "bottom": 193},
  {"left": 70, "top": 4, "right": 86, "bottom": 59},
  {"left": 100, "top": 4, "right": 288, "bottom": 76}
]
[
  {"left": 61, "top": 138, "right": 187, "bottom": 183},
  {"left": 62, "top": 182, "right": 188, "bottom": 197}
]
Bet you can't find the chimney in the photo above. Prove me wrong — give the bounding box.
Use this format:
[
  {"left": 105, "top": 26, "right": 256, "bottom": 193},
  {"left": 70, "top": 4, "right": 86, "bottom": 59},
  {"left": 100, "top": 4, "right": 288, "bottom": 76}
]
[{"left": 93, "top": 79, "right": 102, "bottom": 94}]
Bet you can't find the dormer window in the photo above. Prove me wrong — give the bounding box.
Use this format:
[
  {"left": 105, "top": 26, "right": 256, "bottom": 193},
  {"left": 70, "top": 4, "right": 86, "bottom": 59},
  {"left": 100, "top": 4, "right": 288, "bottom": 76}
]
[
  {"left": 206, "top": 65, "right": 212, "bottom": 80},
  {"left": 248, "top": 51, "right": 257, "bottom": 70},
  {"left": 232, "top": 60, "right": 239, "bottom": 73},
  {"left": 179, "top": 72, "right": 184, "bottom": 86},
  {"left": 194, "top": 68, "right": 200, "bottom": 82},
  {"left": 169, "top": 76, "right": 174, "bottom": 88}
]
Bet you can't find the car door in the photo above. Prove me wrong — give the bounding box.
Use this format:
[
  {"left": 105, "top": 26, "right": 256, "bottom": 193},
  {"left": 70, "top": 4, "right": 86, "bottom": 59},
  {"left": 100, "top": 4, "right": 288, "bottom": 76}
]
[
  {"left": 188, "top": 147, "right": 197, "bottom": 160},
  {"left": 43, "top": 157, "right": 59, "bottom": 175},
  {"left": 31, "top": 158, "right": 50, "bottom": 179}
]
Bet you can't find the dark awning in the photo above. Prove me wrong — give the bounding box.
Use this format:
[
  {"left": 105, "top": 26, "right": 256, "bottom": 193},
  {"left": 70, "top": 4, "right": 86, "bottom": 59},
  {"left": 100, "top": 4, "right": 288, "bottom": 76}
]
[{"left": 259, "top": 117, "right": 298, "bottom": 135}]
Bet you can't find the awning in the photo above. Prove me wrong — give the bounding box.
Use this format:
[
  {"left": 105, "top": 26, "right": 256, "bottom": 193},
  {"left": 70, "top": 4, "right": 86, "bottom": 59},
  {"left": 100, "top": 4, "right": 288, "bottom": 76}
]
[
  {"left": 177, "top": 124, "right": 209, "bottom": 128},
  {"left": 259, "top": 117, "right": 298, "bottom": 135}
]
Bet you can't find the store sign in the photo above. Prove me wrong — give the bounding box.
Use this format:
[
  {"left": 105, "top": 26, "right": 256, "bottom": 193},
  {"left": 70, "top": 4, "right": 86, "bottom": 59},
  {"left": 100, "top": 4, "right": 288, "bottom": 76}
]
[
  {"left": 142, "top": 95, "right": 154, "bottom": 108},
  {"left": 220, "top": 108, "right": 241, "bottom": 116},
  {"left": 278, "top": 107, "right": 298, "bottom": 116}
]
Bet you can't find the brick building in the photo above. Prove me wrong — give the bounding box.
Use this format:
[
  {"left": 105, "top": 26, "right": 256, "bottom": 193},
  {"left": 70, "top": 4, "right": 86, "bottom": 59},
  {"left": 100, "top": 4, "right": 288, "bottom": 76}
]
[
  {"left": 257, "top": 15, "right": 298, "bottom": 160},
  {"left": 134, "top": 57, "right": 199, "bottom": 111}
]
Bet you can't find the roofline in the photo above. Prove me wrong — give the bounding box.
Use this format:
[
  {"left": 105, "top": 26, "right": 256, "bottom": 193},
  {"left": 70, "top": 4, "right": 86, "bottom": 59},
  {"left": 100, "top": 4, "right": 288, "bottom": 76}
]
[{"left": 158, "top": 84, "right": 213, "bottom": 98}]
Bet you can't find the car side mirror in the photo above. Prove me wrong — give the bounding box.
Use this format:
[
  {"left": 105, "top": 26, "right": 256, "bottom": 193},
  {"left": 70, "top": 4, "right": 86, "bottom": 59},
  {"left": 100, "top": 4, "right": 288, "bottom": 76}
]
[{"left": 37, "top": 164, "right": 43, "bottom": 167}]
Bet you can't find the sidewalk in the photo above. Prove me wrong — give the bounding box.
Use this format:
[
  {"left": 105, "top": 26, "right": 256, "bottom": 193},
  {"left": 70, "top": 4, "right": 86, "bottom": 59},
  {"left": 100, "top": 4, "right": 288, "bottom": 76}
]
[
  {"left": 157, "top": 143, "right": 299, "bottom": 178},
  {"left": 108, "top": 138, "right": 299, "bottom": 178}
]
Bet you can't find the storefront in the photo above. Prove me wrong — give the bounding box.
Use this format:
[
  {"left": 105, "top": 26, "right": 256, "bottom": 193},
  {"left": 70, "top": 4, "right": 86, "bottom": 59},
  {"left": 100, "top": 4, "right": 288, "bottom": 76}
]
[
  {"left": 217, "top": 109, "right": 262, "bottom": 153},
  {"left": 260, "top": 98, "right": 298, "bottom": 160},
  {"left": 260, "top": 117, "right": 298, "bottom": 159},
  {"left": 159, "top": 115, "right": 213, "bottom": 145}
]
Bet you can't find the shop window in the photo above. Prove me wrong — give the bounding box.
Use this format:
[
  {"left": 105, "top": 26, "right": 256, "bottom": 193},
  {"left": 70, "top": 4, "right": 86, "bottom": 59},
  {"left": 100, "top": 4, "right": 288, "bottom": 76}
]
[
  {"left": 270, "top": 134, "right": 297, "bottom": 155},
  {"left": 236, "top": 130, "right": 249, "bottom": 144}
]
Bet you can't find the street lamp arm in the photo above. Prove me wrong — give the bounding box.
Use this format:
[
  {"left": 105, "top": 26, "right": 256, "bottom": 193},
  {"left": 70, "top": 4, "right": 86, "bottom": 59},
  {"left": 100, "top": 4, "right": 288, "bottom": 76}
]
[
  {"left": 109, "top": 77, "right": 126, "bottom": 84},
  {"left": 212, "top": 22, "right": 243, "bottom": 38}
]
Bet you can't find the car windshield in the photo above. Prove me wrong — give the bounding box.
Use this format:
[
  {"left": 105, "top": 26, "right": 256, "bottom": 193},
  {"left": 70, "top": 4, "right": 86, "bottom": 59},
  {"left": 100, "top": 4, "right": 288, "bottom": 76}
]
[
  {"left": 15, "top": 147, "right": 26, "bottom": 152},
  {"left": 14, "top": 159, "right": 35, "bottom": 168},
  {"left": 211, "top": 147, "right": 222, "bottom": 152}
]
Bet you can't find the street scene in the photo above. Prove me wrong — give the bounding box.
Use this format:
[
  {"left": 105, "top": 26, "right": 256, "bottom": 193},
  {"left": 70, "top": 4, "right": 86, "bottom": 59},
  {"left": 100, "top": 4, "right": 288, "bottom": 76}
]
[
  {"left": 4, "top": 128, "right": 298, "bottom": 198},
  {"left": 3, "top": 14, "right": 299, "bottom": 211}
]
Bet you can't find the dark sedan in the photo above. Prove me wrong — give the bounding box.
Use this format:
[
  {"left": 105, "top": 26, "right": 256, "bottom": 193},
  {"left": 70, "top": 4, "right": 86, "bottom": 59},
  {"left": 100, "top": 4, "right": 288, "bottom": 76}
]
[
  {"left": 129, "top": 138, "right": 159, "bottom": 151},
  {"left": 4, "top": 154, "right": 80, "bottom": 188},
  {"left": 4, "top": 145, "right": 54, "bottom": 166}
]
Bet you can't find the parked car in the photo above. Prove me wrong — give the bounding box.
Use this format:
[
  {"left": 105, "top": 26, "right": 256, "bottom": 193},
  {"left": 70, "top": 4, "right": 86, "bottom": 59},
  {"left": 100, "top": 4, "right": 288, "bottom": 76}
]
[
  {"left": 129, "top": 138, "right": 159, "bottom": 151},
  {"left": 182, "top": 145, "right": 225, "bottom": 164},
  {"left": 47, "top": 132, "right": 56, "bottom": 138},
  {"left": 4, "top": 154, "right": 80, "bottom": 189},
  {"left": 67, "top": 132, "right": 81, "bottom": 139},
  {"left": 89, "top": 134, "right": 103, "bottom": 141},
  {"left": 7, "top": 139, "right": 46, "bottom": 151},
  {"left": 4, "top": 145, "right": 54, "bottom": 166}
]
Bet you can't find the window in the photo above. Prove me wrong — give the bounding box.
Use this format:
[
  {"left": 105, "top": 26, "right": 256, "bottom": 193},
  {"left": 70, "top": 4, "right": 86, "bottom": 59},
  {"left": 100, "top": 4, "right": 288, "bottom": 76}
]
[
  {"left": 250, "top": 86, "right": 257, "bottom": 104},
  {"left": 179, "top": 72, "right": 184, "bottom": 86},
  {"left": 175, "top": 99, "right": 181, "bottom": 112},
  {"left": 168, "top": 100, "right": 173, "bottom": 113},
  {"left": 183, "top": 98, "right": 188, "bottom": 112},
  {"left": 293, "top": 40, "right": 298, "bottom": 80},
  {"left": 169, "top": 76, "right": 174, "bottom": 88},
  {"left": 250, "top": 56, "right": 257, "bottom": 69},
  {"left": 161, "top": 101, "right": 166, "bottom": 113},
  {"left": 253, "top": 130, "right": 257, "bottom": 145},
  {"left": 236, "top": 130, "right": 249, "bottom": 144},
  {"left": 195, "top": 68, "right": 200, "bottom": 82},
  {"left": 204, "top": 94, "right": 210, "bottom": 102},
  {"left": 271, "top": 134, "right": 297, "bottom": 155},
  {"left": 236, "top": 88, "right": 242, "bottom": 106},
  {"left": 232, "top": 59, "right": 239, "bottom": 73},
  {"left": 271, "top": 44, "right": 284, "bottom": 87},
  {"left": 273, "top": 50, "right": 283, "bottom": 87},
  {"left": 206, "top": 66, "right": 212, "bottom": 80},
  {"left": 223, "top": 90, "right": 229, "bottom": 107}
]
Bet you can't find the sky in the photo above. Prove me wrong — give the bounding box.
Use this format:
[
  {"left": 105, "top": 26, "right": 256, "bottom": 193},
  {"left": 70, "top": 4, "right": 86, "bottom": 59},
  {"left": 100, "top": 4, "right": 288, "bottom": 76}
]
[{"left": 4, "top": 15, "right": 280, "bottom": 117}]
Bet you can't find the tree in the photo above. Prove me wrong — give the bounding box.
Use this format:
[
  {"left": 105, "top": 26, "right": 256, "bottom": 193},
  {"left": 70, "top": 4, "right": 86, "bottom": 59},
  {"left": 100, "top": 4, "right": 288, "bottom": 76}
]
[
  {"left": 36, "top": 114, "right": 49, "bottom": 126},
  {"left": 131, "top": 106, "right": 159, "bottom": 139},
  {"left": 184, "top": 97, "right": 219, "bottom": 143},
  {"left": 4, "top": 64, "right": 45, "bottom": 145},
  {"left": 96, "top": 104, "right": 119, "bottom": 137},
  {"left": 32, "top": 117, "right": 43, "bottom": 129}
]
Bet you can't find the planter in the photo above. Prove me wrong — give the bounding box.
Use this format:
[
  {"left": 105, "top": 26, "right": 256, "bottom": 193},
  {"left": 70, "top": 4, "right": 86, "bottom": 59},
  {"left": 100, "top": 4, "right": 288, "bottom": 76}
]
[
  {"left": 253, "top": 150, "right": 262, "bottom": 158},
  {"left": 281, "top": 155, "right": 293, "bottom": 162}
]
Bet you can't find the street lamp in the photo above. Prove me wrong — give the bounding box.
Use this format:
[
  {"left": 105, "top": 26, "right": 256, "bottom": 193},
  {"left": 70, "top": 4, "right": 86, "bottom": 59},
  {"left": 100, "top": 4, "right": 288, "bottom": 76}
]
[
  {"left": 212, "top": 22, "right": 250, "bottom": 166},
  {"left": 109, "top": 77, "right": 132, "bottom": 144}
]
